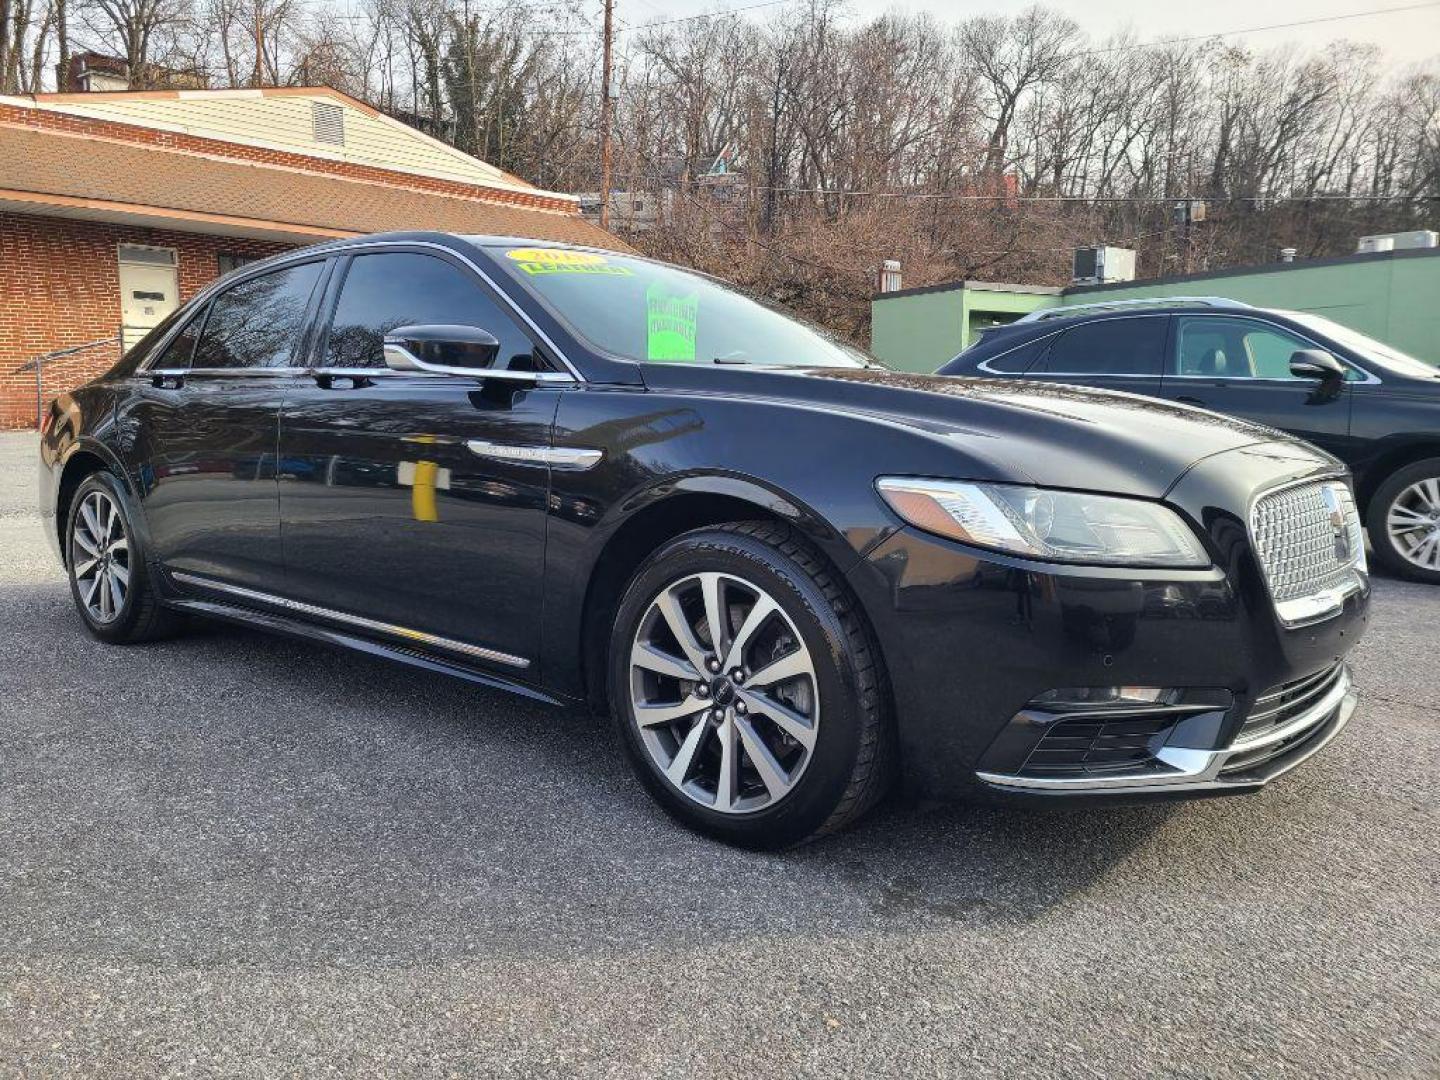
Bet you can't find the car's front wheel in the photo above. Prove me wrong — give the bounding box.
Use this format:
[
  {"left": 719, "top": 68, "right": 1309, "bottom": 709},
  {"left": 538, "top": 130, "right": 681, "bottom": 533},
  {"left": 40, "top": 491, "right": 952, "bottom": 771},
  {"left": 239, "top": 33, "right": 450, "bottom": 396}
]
[
  {"left": 609, "top": 522, "right": 892, "bottom": 848},
  {"left": 1368, "top": 458, "right": 1440, "bottom": 584},
  {"left": 65, "top": 471, "right": 179, "bottom": 643}
]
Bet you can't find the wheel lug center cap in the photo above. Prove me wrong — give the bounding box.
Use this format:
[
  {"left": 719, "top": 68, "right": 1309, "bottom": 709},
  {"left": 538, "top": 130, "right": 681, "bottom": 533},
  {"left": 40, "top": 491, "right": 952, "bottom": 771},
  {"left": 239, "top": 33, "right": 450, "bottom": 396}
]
[{"left": 709, "top": 677, "right": 736, "bottom": 706}]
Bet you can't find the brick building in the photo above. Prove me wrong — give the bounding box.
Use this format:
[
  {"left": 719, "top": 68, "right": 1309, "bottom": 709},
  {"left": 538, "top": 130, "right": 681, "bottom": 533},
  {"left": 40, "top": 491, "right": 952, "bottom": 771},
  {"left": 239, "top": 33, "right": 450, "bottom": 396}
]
[{"left": 0, "top": 86, "right": 621, "bottom": 428}]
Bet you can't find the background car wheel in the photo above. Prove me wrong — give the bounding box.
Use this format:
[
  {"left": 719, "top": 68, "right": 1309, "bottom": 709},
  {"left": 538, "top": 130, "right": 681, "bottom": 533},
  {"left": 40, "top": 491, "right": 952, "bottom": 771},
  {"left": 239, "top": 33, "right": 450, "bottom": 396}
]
[
  {"left": 609, "top": 521, "right": 892, "bottom": 848},
  {"left": 1367, "top": 458, "right": 1440, "bottom": 584},
  {"left": 66, "top": 471, "right": 181, "bottom": 644}
]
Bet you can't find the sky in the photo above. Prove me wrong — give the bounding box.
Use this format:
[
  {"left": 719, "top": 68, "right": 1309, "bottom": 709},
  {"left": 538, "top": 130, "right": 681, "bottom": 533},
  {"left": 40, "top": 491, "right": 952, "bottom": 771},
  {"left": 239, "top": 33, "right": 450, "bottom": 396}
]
[{"left": 617, "top": 0, "right": 1440, "bottom": 68}]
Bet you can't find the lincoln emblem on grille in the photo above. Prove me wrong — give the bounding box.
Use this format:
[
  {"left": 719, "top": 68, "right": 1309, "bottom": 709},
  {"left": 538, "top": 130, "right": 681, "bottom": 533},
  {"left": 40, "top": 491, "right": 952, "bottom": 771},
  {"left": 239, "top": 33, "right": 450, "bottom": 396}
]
[{"left": 1320, "top": 486, "right": 1351, "bottom": 564}]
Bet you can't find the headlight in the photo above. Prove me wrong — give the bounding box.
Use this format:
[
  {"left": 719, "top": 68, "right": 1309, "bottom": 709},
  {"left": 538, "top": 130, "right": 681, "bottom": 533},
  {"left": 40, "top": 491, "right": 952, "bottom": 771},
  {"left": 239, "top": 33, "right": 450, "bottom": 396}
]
[{"left": 875, "top": 478, "right": 1209, "bottom": 568}]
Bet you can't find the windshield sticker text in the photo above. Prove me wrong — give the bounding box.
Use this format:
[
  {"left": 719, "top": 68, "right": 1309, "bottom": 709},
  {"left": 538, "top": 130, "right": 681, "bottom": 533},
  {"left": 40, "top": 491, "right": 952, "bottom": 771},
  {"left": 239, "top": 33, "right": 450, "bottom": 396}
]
[
  {"left": 506, "top": 248, "right": 633, "bottom": 277},
  {"left": 646, "top": 284, "right": 699, "bottom": 361}
]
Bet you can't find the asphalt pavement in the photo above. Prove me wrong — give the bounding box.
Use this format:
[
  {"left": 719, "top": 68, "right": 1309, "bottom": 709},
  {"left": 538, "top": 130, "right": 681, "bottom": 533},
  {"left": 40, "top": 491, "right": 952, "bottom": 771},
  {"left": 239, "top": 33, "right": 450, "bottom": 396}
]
[{"left": 1, "top": 430, "right": 1436, "bottom": 1078}]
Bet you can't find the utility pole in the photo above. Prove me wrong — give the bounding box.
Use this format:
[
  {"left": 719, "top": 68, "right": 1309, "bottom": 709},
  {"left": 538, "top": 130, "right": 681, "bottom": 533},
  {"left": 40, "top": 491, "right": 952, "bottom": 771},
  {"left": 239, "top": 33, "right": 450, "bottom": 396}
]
[
  {"left": 252, "top": 1, "right": 264, "bottom": 88},
  {"left": 599, "top": 0, "right": 614, "bottom": 231}
]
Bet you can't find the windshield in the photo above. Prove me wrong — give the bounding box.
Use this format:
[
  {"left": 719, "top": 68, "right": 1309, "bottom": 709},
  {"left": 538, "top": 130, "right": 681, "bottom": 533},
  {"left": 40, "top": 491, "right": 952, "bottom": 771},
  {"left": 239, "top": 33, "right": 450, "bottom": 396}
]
[
  {"left": 485, "top": 244, "right": 872, "bottom": 369},
  {"left": 1281, "top": 310, "right": 1438, "bottom": 379}
]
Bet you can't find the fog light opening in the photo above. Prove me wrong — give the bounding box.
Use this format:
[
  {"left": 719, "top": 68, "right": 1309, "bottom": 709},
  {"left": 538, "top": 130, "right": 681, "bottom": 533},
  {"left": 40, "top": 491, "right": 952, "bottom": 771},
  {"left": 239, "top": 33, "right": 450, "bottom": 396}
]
[{"left": 1031, "top": 686, "right": 1175, "bottom": 707}]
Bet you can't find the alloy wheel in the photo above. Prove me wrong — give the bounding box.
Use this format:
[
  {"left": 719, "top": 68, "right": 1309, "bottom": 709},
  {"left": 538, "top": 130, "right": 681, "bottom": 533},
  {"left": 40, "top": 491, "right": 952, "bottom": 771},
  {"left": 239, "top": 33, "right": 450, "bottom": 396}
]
[
  {"left": 1386, "top": 477, "right": 1440, "bottom": 572},
  {"left": 628, "top": 572, "right": 819, "bottom": 814},
  {"left": 72, "top": 490, "right": 130, "bottom": 624}
]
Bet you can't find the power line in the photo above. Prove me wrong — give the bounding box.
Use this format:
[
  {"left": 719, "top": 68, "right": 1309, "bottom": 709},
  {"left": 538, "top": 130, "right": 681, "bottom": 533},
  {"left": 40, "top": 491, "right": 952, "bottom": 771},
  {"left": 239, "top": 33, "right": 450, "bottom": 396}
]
[
  {"left": 1072, "top": 1, "right": 1440, "bottom": 58},
  {"left": 589, "top": 173, "right": 1435, "bottom": 203},
  {"left": 621, "top": 0, "right": 793, "bottom": 34}
]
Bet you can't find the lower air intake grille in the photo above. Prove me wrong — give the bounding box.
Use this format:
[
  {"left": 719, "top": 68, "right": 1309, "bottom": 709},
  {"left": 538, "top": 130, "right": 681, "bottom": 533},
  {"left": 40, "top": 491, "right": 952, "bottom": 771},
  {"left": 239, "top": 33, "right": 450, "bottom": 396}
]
[
  {"left": 1019, "top": 714, "right": 1177, "bottom": 779},
  {"left": 1221, "top": 723, "right": 1329, "bottom": 776},
  {"left": 1238, "top": 663, "right": 1345, "bottom": 743}
]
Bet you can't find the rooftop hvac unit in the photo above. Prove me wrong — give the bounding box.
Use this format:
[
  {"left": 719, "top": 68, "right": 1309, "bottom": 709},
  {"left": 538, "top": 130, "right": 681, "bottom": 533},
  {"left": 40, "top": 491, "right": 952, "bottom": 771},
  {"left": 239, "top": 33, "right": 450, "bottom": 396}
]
[
  {"left": 1357, "top": 230, "right": 1437, "bottom": 253},
  {"left": 1072, "top": 246, "right": 1136, "bottom": 285}
]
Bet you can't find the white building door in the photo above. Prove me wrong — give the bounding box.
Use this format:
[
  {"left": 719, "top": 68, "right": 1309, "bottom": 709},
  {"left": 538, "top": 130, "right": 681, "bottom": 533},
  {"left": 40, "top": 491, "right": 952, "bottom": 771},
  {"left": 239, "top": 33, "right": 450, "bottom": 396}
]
[{"left": 118, "top": 245, "right": 179, "bottom": 350}]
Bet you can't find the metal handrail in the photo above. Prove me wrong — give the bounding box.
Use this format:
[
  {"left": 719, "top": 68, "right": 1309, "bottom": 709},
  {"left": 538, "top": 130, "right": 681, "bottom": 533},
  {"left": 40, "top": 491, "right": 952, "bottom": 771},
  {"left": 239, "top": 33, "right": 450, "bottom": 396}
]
[
  {"left": 12, "top": 328, "right": 130, "bottom": 428},
  {"left": 13, "top": 335, "right": 123, "bottom": 373}
]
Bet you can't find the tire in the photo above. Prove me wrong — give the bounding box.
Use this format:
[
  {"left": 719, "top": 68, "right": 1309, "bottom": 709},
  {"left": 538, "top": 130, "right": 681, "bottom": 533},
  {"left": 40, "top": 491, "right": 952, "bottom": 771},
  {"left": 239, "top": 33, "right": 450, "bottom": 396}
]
[
  {"left": 1366, "top": 458, "right": 1440, "bottom": 585},
  {"left": 608, "top": 521, "right": 893, "bottom": 848},
  {"left": 65, "top": 471, "right": 181, "bottom": 644}
]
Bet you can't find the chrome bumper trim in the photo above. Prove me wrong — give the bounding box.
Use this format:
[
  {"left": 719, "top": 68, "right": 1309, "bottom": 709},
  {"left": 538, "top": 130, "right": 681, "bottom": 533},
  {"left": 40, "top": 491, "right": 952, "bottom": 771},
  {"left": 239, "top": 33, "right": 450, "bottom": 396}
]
[
  {"left": 169, "top": 571, "right": 531, "bottom": 669},
  {"left": 976, "top": 666, "right": 1354, "bottom": 793}
]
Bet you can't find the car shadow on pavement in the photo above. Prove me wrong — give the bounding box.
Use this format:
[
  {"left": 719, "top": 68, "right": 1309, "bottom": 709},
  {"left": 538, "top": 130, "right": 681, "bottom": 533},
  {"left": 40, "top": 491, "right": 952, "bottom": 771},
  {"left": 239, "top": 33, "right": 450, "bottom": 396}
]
[{"left": 4, "top": 597, "right": 1180, "bottom": 969}]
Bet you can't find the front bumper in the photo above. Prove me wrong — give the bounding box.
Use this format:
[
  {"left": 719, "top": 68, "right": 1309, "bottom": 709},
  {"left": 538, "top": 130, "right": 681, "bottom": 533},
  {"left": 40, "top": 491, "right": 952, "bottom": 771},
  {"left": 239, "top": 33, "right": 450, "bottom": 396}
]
[
  {"left": 974, "top": 663, "right": 1356, "bottom": 796},
  {"left": 845, "top": 451, "right": 1371, "bottom": 802}
]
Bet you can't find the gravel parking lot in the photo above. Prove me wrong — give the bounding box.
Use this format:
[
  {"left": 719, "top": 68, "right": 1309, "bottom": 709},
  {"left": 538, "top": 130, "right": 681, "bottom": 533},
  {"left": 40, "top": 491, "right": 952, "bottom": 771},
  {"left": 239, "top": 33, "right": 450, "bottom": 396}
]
[{"left": 1, "top": 430, "right": 1437, "bottom": 1078}]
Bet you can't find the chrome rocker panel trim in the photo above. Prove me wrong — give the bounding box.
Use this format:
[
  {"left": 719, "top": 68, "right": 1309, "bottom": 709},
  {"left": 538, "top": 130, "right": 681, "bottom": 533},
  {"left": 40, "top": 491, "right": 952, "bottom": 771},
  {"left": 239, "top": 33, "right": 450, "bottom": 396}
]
[
  {"left": 975, "top": 666, "right": 1355, "bottom": 793},
  {"left": 168, "top": 571, "right": 531, "bottom": 669}
]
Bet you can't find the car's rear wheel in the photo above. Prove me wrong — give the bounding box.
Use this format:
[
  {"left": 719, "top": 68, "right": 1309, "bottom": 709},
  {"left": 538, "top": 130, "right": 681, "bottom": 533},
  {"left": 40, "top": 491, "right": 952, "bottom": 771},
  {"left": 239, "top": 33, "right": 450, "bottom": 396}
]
[
  {"left": 1368, "top": 458, "right": 1440, "bottom": 584},
  {"left": 609, "top": 521, "right": 892, "bottom": 848},
  {"left": 66, "top": 472, "right": 179, "bottom": 643}
]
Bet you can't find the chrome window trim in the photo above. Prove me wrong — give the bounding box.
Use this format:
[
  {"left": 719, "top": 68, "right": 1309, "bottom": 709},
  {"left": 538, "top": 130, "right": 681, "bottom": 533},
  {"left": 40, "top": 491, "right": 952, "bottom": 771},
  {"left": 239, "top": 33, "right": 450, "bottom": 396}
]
[
  {"left": 138, "top": 238, "right": 585, "bottom": 383},
  {"left": 986, "top": 312, "right": 1382, "bottom": 385},
  {"left": 146, "top": 366, "right": 310, "bottom": 378},
  {"left": 309, "top": 364, "right": 575, "bottom": 385},
  {"left": 169, "top": 571, "right": 531, "bottom": 669}
]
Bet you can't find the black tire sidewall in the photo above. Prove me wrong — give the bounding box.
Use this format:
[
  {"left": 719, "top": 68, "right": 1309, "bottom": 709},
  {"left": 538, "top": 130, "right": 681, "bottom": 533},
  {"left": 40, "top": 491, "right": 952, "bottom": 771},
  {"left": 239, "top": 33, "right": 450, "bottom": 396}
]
[
  {"left": 608, "top": 528, "right": 869, "bottom": 848},
  {"left": 1367, "top": 458, "right": 1440, "bottom": 584},
  {"left": 66, "top": 472, "right": 150, "bottom": 642}
]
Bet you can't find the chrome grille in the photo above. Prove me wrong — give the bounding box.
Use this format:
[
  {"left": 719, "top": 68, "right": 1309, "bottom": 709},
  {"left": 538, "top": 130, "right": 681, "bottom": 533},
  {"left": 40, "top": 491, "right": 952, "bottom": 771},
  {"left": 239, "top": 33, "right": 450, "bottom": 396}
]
[{"left": 1250, "top": 480, "right": 1365, "bottom": 622}]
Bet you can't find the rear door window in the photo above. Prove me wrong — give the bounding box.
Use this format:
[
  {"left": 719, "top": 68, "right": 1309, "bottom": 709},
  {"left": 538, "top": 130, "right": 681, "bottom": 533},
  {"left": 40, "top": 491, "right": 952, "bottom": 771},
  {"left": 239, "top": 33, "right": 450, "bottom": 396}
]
[
  {"left": 192, "top": 261, "right": 325, "bottom": 370},
  {"left": 1031, "top": 317, "right": 1167, "bottom": 377}
]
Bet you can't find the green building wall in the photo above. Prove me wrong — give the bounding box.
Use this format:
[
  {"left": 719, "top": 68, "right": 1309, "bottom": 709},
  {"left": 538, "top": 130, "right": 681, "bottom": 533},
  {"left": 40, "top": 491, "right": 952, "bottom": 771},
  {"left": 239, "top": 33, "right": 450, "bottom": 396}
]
[
  {"left": 869, "top": 283, "right": 1060, "bottom": 373},
  {"left": 869, "top": 249, "right": 1440, "bottom": 372}
]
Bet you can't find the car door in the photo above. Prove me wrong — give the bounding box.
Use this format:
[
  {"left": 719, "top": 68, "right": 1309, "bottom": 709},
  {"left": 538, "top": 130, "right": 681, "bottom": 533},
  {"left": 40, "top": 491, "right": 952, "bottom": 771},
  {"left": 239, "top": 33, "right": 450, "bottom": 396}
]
[
  {"left": 276, "top": 246, "right": 563, "bottom": 674},
  {"left": 1157, "top": 315, "right": 1355, "bottom": 459},
  {"left": 119, "top": 257, "right": 327, "bottom": 591},
  {"left": 1022, "top": 315, "right": 1169, "bottom": 397}
]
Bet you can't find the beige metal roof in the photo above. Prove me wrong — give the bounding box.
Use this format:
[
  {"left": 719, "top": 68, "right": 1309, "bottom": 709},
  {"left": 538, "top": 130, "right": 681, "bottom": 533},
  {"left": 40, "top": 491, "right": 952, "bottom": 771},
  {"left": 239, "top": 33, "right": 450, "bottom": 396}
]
[{"left": 24, "top": 86, "right": 567, "bottom": 202}]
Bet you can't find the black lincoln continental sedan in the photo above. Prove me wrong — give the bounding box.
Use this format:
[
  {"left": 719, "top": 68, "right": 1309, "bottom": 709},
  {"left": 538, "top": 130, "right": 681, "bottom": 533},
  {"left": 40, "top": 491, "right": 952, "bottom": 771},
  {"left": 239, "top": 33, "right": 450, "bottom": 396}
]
[{"left": 40, "top": 233, "right": 1369, "bottom": 847}]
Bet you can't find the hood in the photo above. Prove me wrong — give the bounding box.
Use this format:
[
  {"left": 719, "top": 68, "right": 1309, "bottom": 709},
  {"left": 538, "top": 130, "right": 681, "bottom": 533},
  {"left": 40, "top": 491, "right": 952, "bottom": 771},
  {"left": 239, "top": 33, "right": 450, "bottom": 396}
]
[{"left": 638, "top": 364, "right": 1335, "bottom": 498}]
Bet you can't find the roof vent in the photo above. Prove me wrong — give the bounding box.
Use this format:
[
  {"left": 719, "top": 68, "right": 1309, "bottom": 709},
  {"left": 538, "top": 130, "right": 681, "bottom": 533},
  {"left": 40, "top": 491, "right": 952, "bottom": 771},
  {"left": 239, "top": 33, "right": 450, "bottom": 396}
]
[{"left": 312, "top": 101, "right": 345, "bottom": 146}]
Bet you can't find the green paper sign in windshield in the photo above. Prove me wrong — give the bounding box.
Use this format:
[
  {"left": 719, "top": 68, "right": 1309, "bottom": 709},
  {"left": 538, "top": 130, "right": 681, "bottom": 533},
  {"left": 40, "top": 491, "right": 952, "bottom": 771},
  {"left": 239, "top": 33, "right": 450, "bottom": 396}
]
[{"left": 646, "top": 283, "right": 699, "bottom": 362}]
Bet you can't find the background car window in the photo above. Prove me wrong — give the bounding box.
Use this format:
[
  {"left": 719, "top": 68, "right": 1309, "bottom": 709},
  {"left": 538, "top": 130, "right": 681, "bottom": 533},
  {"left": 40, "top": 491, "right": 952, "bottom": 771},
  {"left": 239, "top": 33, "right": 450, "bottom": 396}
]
[
  {"left": 150, "top": 307, "right": 207, "bottom": 370},
  {"left": 1173, "top": 316, "right": 1327, "bottom": 380},
  {"left": 191, "top": 262, "right": 324, "bottom": 369},
  {"left": 325, "top": 252, "right": 533, "bottom": 370},
  {"left": 1031, "top": 317, "right": 1166, "bottom": 376},
  {"left": 980, "top": 334, "right": 1051, "bottom": 373}
]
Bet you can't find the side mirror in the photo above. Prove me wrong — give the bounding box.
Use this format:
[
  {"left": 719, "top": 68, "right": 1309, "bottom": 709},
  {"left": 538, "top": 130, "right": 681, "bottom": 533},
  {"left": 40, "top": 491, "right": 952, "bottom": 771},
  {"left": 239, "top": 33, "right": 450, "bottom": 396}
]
[
  {"left": 1289, "top": 349, "right": 1346, "bottom": 382},
  {"left": 384, "top": 324, "right": 501, "bottom": 374}
]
